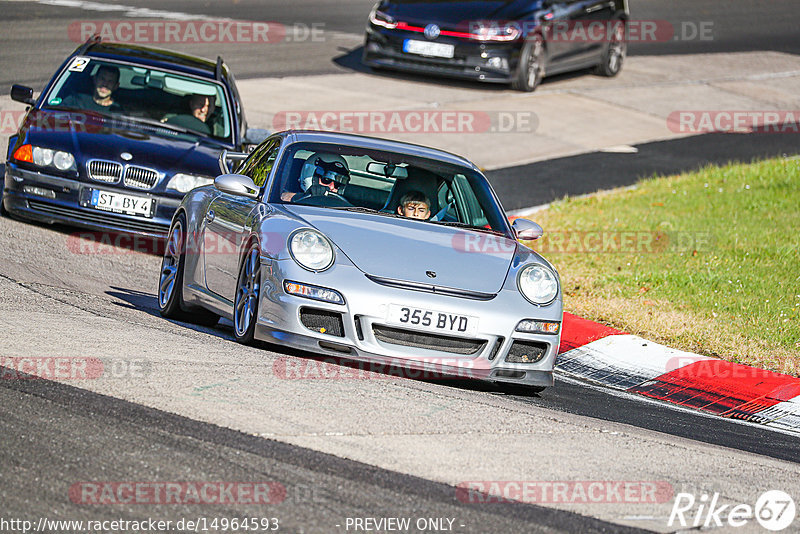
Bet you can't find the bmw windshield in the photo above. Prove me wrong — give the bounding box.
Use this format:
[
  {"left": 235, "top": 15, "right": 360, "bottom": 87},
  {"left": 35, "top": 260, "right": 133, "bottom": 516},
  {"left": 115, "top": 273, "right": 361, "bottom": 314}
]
[{"left": 42, "top": 57, "right": 233, "bottom": 143}]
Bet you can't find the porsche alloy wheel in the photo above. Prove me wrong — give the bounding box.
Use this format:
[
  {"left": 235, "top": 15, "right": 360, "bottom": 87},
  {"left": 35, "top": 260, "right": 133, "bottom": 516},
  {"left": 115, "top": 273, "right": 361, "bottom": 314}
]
[
  {"left": 595, "top": 20, "right": 626, "bottom": 77},
  {"left": 512, "top": 35, "right": 544, "bottom": 92},
  {"left": 158, "top": 213, "right": 218, "bottom": 326},
  {"left": 234, "top": 242, "right": 261, "bottom": 344}
]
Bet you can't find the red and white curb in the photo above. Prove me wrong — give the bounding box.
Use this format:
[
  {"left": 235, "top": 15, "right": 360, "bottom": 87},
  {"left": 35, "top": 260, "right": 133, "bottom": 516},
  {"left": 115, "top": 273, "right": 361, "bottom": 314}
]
[{"left": 556, "top": 313, "right": 800, "bottom": 433}]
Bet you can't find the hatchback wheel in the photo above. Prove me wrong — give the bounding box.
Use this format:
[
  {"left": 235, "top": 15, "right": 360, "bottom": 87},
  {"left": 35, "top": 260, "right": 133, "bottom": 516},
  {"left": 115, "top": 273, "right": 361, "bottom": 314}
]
[
  {"left": 595, "top": 20, "right": 626, "bottom": 77},
  {"left": 512, "top": 35, "right": 545, "bottom": 92}
]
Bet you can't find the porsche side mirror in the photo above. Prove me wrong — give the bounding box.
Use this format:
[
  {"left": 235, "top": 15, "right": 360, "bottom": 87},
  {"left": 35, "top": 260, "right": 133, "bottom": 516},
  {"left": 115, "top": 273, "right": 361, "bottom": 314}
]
[
  {"left": 512, "top": 218, "right": 544, "bottom": 240},
  {"left": 214, "top": 174, "right": 259, "bottom": 199},
  {"left": 11, "top": 84, "right": 35, "bottom": 106}
]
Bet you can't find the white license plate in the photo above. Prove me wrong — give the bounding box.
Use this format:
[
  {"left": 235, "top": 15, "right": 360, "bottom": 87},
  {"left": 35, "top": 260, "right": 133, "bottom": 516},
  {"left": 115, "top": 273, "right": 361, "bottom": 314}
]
[
  {"left": 90, "top": 189, "right": 154, "bottom": 217},
  {"left": 403, "top": 39, "right": 455, "bottom": 59},
  {"left": 387, "top": 304, "right": 478, "bottom": 336}
]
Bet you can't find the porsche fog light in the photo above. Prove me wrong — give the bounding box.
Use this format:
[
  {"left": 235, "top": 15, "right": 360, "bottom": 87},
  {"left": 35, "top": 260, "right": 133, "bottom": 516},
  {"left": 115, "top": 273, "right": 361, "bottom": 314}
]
[
  {"left": 284, "top": 281, "right": 344, "bottom": 305},
  {"left": 518, "top": 265, "right": 558, "bottom": 305},
  {"left": 516, "top": 320, "right": 560, "bottom": 335},
  {"left": 289, "top": 229, "right": 334, "bottom": 271},
  {"left": 167, "top": 173, "right": 215, "bottom": 193}
]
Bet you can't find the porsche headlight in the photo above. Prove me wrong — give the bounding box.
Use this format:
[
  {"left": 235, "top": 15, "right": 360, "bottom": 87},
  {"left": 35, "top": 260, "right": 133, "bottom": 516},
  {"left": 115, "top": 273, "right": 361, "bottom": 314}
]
[
  {"left": 166, "top": 173, "right": 215, "bottom": 193},
  {"left": 289, "top": 229, "right": 334, "bottom": 272},
  {"left": 518, "top": 264, "right": 558, "bottom": 305}
]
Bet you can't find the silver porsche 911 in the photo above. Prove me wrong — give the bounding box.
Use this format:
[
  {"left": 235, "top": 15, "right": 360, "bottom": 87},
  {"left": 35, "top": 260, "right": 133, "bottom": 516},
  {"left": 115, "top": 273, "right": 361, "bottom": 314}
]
[{"left": 158, "top": 130, "right": 562, "bottom": 389}]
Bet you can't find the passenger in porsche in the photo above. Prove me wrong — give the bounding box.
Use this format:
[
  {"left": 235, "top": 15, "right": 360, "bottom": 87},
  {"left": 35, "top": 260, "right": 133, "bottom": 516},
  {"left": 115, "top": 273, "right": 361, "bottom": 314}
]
[{"left": 396, "top": 191, "right": 431, "bottom": 220}]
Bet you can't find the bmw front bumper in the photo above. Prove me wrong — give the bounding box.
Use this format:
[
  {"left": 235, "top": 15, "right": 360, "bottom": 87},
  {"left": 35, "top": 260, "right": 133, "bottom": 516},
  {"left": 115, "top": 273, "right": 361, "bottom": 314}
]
[{"left": 4, "top": 163, "right": 180, "bottom": 238}]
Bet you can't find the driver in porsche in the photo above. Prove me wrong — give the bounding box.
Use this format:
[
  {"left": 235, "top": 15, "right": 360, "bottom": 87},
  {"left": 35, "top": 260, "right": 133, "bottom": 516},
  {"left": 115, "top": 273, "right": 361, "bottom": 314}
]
[{"left": 282, "top": 152, "right": 351, "bottom": 203}]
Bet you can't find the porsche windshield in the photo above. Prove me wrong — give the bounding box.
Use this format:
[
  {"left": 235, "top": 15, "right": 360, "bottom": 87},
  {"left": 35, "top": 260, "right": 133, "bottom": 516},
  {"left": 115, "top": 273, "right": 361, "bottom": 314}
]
[
  {"left": 268, "top": 142, "right": 511, "bottom": 235},
  {"left": 42, "top": 57, "right": 233, "bottom": 142}
]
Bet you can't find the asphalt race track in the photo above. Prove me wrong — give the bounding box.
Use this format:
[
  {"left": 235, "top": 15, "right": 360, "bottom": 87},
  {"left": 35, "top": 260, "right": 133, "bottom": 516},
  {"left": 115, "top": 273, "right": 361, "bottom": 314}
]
[{"left": 2, "top": 1, "right": 800, "bottom": 533}]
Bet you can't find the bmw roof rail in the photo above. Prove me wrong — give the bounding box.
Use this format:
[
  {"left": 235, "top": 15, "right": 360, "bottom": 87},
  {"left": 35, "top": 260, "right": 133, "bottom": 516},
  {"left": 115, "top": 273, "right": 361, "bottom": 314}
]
[{"left": 77, "top": 34, "right": 102, "bottom": 56}]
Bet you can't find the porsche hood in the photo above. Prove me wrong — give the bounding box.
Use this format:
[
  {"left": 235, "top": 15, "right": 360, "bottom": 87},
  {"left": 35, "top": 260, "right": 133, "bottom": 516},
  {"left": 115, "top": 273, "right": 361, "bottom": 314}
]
[{"left": 287, "top": 206, "right": 518, "bottom": 294}]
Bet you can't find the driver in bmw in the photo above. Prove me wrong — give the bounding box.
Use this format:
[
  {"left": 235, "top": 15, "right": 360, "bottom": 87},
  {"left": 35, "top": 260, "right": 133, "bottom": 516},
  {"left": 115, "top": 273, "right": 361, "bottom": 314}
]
[{"left": 283, "top": 153, "right": 352, "bottom": 205}]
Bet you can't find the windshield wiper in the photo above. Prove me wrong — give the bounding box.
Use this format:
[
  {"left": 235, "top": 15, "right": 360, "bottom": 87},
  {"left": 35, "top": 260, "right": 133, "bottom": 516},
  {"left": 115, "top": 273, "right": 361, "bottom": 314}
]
[
  {"left": 331, "top": 206, "right": 401, "bottom": 217},
  {"left": 121, "top": 115, "right": 197, "bottom": 136},
  {"left": 433, "top": 220, "right": 505, "bottom": 235},
  {"left": 45, "top": 105, "right": 115, "bottom": 119}
]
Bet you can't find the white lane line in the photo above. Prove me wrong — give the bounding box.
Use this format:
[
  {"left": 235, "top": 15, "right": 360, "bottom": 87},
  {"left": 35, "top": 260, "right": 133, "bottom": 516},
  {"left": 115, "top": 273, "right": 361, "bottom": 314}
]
[
  {"left": 7, "top": 0, "right": 223, "bottom": 20},
  {"left": 7, "top": 0, "right": 364, "bottom": 39}
]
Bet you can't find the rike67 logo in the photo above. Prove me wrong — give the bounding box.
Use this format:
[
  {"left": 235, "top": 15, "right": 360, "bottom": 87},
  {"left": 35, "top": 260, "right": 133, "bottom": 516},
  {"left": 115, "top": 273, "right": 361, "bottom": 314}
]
[{"left": 669, "top": 490, "right": 796, "bottom": 531}]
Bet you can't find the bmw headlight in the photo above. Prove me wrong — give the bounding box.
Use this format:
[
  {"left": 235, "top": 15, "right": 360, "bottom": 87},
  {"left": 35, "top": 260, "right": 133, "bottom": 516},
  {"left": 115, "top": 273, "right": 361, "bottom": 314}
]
[
  {"left": 22, "top": 145, "right": 77, "bottom": 172},
  {"left": 518, "top": 264, "right": 559, "bottom": 305},
  {"left": 289, "top": 229, "right": 334, "bottom": 272},
  {"left": 166, "top": 173, "right": 215, "bottom": 193},
  {"left": 52, "top": 150, "right": 75, "bottom": 171}
]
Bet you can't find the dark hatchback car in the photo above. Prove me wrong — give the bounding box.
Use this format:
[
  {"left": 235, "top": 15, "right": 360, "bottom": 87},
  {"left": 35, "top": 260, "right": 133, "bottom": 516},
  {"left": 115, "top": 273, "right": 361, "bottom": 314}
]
[
  {"left": 3, "top": 37, "right": 265, "bottom": 237},
  {"left": 363, "top": 0, "right": 629, "bottom": 91}
]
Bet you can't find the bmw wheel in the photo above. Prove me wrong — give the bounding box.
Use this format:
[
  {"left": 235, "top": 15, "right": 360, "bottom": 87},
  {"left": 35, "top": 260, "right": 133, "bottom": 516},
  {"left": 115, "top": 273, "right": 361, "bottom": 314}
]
[
  {"left": 233, "top": 241, "right": 261, "bottom": 345},
  {"left": 158, "top": 213, "right": 218, "bottom": 326},
  {"left": 512, "top": 34, "right": 545, "bottom": 92},
  {"left": 594, "top": 20, "right": 626, "bottom": 77}
]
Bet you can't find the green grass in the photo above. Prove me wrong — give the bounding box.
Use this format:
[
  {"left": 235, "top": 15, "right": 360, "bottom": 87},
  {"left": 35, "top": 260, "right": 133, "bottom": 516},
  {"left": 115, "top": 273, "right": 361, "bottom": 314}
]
[{"left": 530, "top": 156, "right": 800, "bottom": 372}]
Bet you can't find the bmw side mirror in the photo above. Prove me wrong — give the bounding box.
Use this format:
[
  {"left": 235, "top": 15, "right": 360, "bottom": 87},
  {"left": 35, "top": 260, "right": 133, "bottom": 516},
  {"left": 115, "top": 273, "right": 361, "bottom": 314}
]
[
  {"left": 214, "top": 174, "right": 260, "bottom": 199},
  {"left": 10, "top": 84, "right": 35, "bottom": 106},
  {"left": 512, "top": 218, "right": 544, "bottom": 240}
]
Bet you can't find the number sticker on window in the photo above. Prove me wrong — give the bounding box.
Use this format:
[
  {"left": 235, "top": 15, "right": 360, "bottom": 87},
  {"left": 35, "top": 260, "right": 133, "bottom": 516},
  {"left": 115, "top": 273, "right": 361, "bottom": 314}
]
[{"left": 68, "top": 57, "right": 91, "bottom": 72}]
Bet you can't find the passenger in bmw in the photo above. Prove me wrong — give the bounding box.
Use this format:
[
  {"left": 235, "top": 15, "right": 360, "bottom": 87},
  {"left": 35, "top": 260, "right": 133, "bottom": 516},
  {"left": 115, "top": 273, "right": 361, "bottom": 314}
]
[
  {"left": 164, "top": 93, "right": 215, "bottom": 135},
  {"left": 396, "top": 191, "right": 431, "bottom": 220},
  {"left": 62, "top": 65, "right": 124, "bottom": 114}
]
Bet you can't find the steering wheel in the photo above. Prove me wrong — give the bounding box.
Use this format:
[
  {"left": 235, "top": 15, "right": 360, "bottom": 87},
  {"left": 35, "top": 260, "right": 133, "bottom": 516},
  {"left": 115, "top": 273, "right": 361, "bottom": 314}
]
[{"left": 293, "top": 192, "right": 353, "bottom": 208}]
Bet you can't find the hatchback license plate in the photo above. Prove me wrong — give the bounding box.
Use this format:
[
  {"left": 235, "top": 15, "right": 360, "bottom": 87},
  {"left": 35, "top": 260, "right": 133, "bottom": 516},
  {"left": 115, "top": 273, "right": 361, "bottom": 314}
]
[
  {"left": 403, "top": 39, "right": 455, "bottom": 59},
  {"left": 90, "top": 189, "right": 154, "bottom": 218},
  {"left": 387, "top": 304, "right": 478, "bottom": 336}
]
